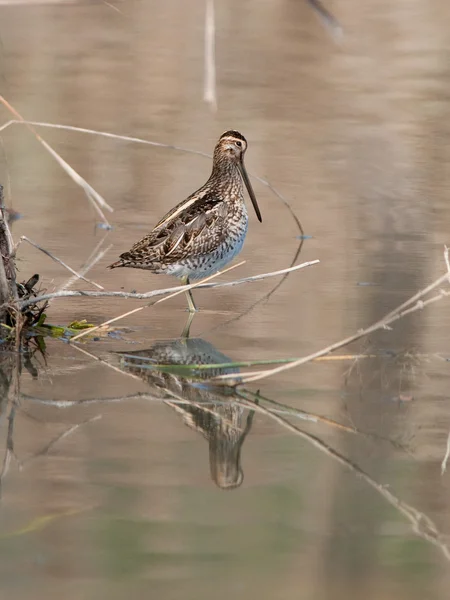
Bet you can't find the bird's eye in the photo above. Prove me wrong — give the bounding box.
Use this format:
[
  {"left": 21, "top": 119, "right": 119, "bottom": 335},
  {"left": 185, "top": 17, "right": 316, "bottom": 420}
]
[{"left": 235, "top": 141, "right": 242, "bottom": 148}]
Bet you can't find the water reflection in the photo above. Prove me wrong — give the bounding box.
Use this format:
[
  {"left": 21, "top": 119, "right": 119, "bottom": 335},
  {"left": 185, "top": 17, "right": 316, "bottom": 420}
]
[
  {"left": 1, "top": 334, "right": 450, "bottom": 578},
  {"left": 119, "top": 336, "right": 255, "bottom": 489}
]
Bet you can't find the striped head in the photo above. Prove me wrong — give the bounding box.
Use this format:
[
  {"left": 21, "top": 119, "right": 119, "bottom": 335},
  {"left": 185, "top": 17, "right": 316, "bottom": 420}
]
[
  {"left": 213, "top": 130, "right": 262, "bottom": 223},
  {"left": 215, "top": 130, "right": 248, "bottom": 161}
]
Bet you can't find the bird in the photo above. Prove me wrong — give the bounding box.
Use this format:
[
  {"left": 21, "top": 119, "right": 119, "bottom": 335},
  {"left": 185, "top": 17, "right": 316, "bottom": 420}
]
[
  {"left": 118, "top": 337, "right": 256, "bottom": 489},
  {"left": 107, "top": 130, "right": 262, "bottom": 312}
]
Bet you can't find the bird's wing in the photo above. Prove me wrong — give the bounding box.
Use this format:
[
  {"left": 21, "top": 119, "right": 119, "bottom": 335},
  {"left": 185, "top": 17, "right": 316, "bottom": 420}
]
[
  {"left": 154, "top": 186, "right": 220, "bottom": 229},
  {"left": 121, "top": 190, "right": 228, "bottom": 263}
]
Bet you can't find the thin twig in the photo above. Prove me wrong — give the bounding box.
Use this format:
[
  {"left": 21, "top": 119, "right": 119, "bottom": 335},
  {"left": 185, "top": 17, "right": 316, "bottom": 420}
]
[
  {"left": 307, "top": 0, "right": 343, "bottom": 40},
  {"left": 0, "top": 120, "right": 303, "bottom": 235},
  {"left": 0, "top": 121, "right": 299, "bottom": 231},
  {"left": 243, "top": 391, "right": 357, "bottom": 434},
  {"left": 0, "top": 184, "right": 15, "bottom": 257},
  {"left": 70, "top": 343, "right": 154, "bottom": 384},
  {"left": 203, "top": 178, "right": 305, "bottom": 335},
  {"left": 121, "top": 353, "right": 375, "bottom": 373},
  {"left": 240, "top": 388, "right": 409, "bottom": 453},
  {"left": 17, "top": 390, "right": 353, "bottom": 428},
  {"left": 69, "top": 261, "right": 245, "bottom": 342},
  {"left": 57, "top": 239, "right": 112, "bottom": 295},
  {"left": 221, "top": 290, "right": 450, "bottom": 384},
  {"left": 0, "top": 139, "right": 13, "bottom": 219},
  {"left": 0, "top": 184, "right": 18, "bottom": 305},
  {"left": 236, "top": 392, "right": 450, "bottom": 561},
  {"left": 0, "top": 402, "right": 15, "bottom": 499},
  {"left": 440, "top": 246, "right": 450, "bottom": 476},
  {"left": 0, "top": 119, "right": 208, "bottom": 156},
  {"left": 204, "top": 0, "right": 217, "bottom": 111},
  {"left": 18, "top": 415, "right": 101, "bottom": 468},
  {"left": 0, "top": 101, "right": 113, "bottom": 227},
  {"left": 21, "top": 346, "right": 441, "bottom": 554},
  {"left": 3, "top": 116, "right": 307, "bottom": 336},
  {"left": 21, "top": 390, "right": 168, "bottom": 408},
  {"left": 0, "top": 119, "right": 306, "bottom": 316},
  {"left": 17, "top": 260, "right": 319, "bottom": 311},
  {"left": 215, "top": 250, "right": 450, "bottom": 385},
  {"left": 441, "top": 431, "right": 450, "bottom": 476},
  {"left": 445, "top": 245, "right": 450, "bottom": 279},
  {"left": 101, "top": 0, "right": 123, "bottom": 14},
  {"left": 20, "top": 387, "right": 365, "bottom": 438},
  {"left": 19, "top": 236, "right": 104, "bottom": 290},
  {"left": 0, "top": 203, "right": 10, "bottom": 306}
]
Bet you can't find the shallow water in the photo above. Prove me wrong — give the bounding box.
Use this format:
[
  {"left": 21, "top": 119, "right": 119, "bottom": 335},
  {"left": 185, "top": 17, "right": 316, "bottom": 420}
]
[{"left": 1, "top": 0, "right": 450, "bottom": 598}]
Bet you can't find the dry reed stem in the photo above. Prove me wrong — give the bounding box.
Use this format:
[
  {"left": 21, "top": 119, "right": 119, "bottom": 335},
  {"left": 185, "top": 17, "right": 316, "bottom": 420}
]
[
  {"left": 445, "top": 245, "right": 450, "bottom": 277},
  {"left": 18, "top": 415, "right": 101, "bottom": 469},
  {"left": 20, "top": 379, "right": 365, "bottom": 438},
  {"left": 0, "top": 400, "right": 100, "bottom": 497},
  {"left": 0, "top": 185, "right": 18, "bottom": 306},
  {"left": 56, "top": 239, "right": 113, "bottom": 295},
  {"left": 21, "top": 391, "right": 165, "bottom": 408},
  {"left": 0, "top": 118, "right": 306, "bottom": 307},
  {"left": 123, "top": 353, "right": 377, "bottom": 373},
  {"left": 223, "top": 288, "right": 450, "bottom": 384},
  {"left": 0, "top": 403, "right": 15, "bottom": 499},
  {"left": 441, "top": 433, "right": 450, "bottom": 476},
  {"left": 440, "top": 246, "right": 450, "bottom": 475},
  {"left": 307, "top": 0, "right": 343, "bottom": 40},
  {"left": 214, "top": 248, "right": 450, "bottom": 385},
  {"left": 204, "top": 0, "right": 217, "bottom": 110},
  {"left": 17, "top": 260, "right": 319, "bottom": 311},
  {"left": 0, "top": 121, "right": 300, "bottom": 223},
  {"left": 44, "top": 350, "right": 366, "bottom": 443},
  {"left": 247, "top": 396, "right": 357, "bottom": 434},
  {"left": 0, "top": 355, "right": 21, "bottom": 499},
  {"left": 0, "top": 119, "right": 206, "bottom": 154},
  {"left": 0, "top": 120, "right": 303, "bottom": 230},
  {"left": 18, "top": 236, "right": 104, "bottom": 290},
  {"left": 314, "top": 353, "right": 376, "bottom": 361},
  {"left": 21, "top": 342, "right": 368, "bottom": 443},
  {"left": 236, "top": 393, "right": 450, "bottom": 561},
  {"left": 101, "top": 0, "right": 123, "bottom": 14},
  {"left": 18, "top": 381, "right": 450, "bottom": 560},
  {"left": 241, "top": 389, "right": 409, "bottom": 452},
  {"left": 22, "top": 347, "right": 441, "bottom": 553},
  {"left": 71, "top": 343, "right": 146, "bottom": 383},
  {"left": 0, "top": 101, "right": 113, "bottom": 227},
  {"left": 0, "top": 185, "right": 15, "bottom": 259},
  {"left": 0, "top": 119, "right": 307, "bottom": 316},
  {"left": 69, "top": 261, "right": 245, "bottom": 342},
  {"left": 0, "top": 231, "right": 10, "bottom": 307},
  {"left": 0, "top": 120, "right": 304, "bottom": 243}
]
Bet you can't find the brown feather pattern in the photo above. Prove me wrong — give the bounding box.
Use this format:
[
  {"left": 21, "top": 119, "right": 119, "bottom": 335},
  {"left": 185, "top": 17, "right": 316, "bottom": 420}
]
[{"left": 107, "top": 131, "right": 261, "bottom": 281}]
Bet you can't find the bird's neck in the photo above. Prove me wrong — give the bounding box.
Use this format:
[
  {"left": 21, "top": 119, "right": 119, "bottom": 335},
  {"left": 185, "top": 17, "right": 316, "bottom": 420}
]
[{"left": 208, "top": 157, "right": 242, "bottom": 188}]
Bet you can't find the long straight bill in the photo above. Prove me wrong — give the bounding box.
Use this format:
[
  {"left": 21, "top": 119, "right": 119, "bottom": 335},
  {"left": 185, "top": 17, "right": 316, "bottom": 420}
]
[{"left": 238, "top": 159, "right": 262, "bottom": 222}]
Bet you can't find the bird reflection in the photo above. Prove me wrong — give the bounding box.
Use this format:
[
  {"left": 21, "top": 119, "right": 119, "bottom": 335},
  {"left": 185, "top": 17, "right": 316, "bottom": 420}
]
[{"left": 118, "top": 337, "right": 255, "bottom": 490}]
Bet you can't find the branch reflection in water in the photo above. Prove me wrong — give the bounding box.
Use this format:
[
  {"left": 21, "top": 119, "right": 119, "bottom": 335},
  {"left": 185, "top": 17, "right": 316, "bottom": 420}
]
[
  {"left": 118, "top": 337, "right": 255, "bottom": 490},
  {"left": 4, "top": 336, "right": 450, "bottom": 561}
]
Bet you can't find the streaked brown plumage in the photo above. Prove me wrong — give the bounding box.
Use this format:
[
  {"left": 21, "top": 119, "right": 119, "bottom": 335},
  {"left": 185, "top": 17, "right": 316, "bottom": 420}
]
[
  {"left": 107, "top": 130, "right": 262, "bottom": 311},
  {"left": 118, "top": 337, "right": 255, "bottom": 489}
]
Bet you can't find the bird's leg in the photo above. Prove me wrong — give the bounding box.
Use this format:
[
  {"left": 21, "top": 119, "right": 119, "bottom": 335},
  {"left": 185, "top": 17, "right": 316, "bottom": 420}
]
[
  {"left": 181, "top": 311, "right": 195, "bottom": 339},
  {"left": 182, "top": 276, "right": 198, "bottom": 313}
]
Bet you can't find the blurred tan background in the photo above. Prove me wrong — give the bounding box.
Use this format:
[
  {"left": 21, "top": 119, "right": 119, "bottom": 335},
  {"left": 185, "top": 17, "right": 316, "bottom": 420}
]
[{"left": 1, "top": 1, "right": 450, "bottom": 599}]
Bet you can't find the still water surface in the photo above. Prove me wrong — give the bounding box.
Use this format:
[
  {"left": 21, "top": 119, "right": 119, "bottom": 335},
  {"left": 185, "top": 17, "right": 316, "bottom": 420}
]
[{"left": 1, "top": 0, "right": 450, "bottom": 598}]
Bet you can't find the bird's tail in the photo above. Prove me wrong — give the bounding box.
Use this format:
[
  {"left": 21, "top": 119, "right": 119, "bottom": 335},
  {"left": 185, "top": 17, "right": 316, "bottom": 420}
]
[{"left": 107, "top": 260, "right": 125, "bottom": 270}]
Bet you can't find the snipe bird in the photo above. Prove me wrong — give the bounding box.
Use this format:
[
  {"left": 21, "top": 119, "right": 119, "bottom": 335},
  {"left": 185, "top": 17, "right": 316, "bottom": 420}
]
[
  {"left": 107, "top": 130, "right": 262, "bottom": 312},
  {"left": 120, "top": 337, "right": 255, "bottom": 489}
]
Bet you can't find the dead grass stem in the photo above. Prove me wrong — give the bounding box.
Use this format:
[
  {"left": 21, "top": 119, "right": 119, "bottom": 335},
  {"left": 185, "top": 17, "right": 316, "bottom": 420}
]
[
  {"left": 0, "top": 100, "right": 113, "bottom": 227},
  {"left": 214, "top": 248, "right": 450, "bottom": 385}
]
